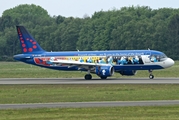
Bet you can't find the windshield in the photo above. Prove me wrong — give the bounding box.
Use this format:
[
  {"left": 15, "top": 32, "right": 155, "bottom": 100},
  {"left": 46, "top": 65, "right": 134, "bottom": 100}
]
[{"left": 160, "top": 53, "right": 167, "bottom": 59}]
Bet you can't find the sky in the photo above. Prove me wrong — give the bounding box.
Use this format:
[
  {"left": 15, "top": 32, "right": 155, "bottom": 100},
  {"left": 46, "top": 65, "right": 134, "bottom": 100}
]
[{"left": 0, "top": 0, "right": 179, "bottom": 18}]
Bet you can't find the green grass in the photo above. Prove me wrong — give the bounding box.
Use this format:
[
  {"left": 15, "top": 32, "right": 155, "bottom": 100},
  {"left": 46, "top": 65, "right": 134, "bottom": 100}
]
[
  {"left": 0, "top": 61, "right": 179, "bottom": 78},
  {"left": 0, "top": 62, "right": 179, "bottom": 119},
  {"left": 1, "top": 106, "right": 179, "bottom": 120},
  {"left": 0, "top": 84, "right": 179, "bottom": 104}
]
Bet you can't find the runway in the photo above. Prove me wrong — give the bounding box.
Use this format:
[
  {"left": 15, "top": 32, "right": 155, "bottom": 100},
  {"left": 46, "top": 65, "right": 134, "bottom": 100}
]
[
  {"left": 0, "top": 78, "right": 179, "bottom": 84},
  {"left": 1, "top": 100, "right": 179, "bottom": 109}
]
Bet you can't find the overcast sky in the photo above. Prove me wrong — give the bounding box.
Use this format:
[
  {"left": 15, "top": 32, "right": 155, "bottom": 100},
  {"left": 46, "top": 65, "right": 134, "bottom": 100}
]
[{"left": 0, "top": 0, "right": 179, "bottom": 18}]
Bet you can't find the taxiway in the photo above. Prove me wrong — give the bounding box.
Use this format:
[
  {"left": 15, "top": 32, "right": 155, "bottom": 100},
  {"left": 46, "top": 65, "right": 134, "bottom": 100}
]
[{"left": 1, "top": 100, "right": 179, "bottom": 109}]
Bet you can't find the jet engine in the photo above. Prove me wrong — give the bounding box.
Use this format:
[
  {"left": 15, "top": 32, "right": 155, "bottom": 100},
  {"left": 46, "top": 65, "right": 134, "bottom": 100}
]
[
  {"left": 95, "top": 66, "right": 114, "bottom": 78},
  {"left": 118, "top": 70, "right": 137, "bottom": 76}
]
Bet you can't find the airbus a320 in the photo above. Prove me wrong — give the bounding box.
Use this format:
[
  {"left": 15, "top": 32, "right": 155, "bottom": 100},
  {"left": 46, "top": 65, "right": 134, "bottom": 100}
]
[{"left": 13, "top": 26, "right": 175, "bottom": 80}]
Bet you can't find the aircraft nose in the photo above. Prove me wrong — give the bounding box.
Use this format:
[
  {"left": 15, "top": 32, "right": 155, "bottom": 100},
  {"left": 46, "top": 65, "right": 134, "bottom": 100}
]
[{"left": 164, "top": 58, "right": 175, "bottom": 68}]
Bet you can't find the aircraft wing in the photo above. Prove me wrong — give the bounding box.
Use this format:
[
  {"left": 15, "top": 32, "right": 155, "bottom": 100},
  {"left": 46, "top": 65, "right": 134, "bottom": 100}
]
[{"left": 50, "top": 59, "right": 111, "bottom": 68}]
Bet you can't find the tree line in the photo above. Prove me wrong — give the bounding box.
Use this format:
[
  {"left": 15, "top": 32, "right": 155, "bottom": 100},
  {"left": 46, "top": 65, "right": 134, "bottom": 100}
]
[{"left": 0, "top": 4, "right": 179, "bottom": 60}]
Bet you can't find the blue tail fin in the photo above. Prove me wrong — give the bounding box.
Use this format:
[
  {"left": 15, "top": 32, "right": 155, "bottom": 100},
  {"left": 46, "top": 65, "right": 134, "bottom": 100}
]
[{"left": 16, "top": 26, "right": 45, "bottom": 54}]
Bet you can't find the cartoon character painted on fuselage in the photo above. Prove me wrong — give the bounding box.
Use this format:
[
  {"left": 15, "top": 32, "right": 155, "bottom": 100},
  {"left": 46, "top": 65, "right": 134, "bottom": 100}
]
[
  {"left": 87, "top": 57, "right": 92, "bottom": 63},
  {"left": 107, "top": 56, "right": 113, "bottom": 64},
  {"left": 133, "top": 56, "right": 139, "bottom": 64},
  {"left": 120, "top": 56, "right": 128, "bottom": 65},
  {"left": 79, "top": 57, "right": 84, "bottom": 62},
  {"left": 151, "top": 56, "right": 158, "bottom": 62},
  {"left": 99, "top": 57, "right": 105, "bottom": 63},
  {"left": 46, "top": 57, "right": 55, "bottom": 65}
]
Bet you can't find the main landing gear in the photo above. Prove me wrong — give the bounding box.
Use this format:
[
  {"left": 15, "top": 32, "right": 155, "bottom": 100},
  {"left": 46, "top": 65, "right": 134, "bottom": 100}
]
[
  {"left": 84, "top": 74, "right": 92, "bottom": 80},
  {"left": 149, "top": 70, "right": 154, "bottom": 79},
  {"left": 100, "top": 76, "right": 107, "bottom": 79},
  {"left": 84, "top": 70, "right": 92, "bottom": 80}
]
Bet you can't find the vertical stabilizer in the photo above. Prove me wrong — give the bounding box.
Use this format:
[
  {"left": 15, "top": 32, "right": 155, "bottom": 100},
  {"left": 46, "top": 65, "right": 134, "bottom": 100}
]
[{"left": 16, "top": 26, "right": 45, "bottom": 54}]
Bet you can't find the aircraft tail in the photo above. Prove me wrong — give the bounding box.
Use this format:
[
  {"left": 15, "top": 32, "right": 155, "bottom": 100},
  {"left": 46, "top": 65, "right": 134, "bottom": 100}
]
[{"left": 16, "top": 26, "right": 45, "bottom": 54}]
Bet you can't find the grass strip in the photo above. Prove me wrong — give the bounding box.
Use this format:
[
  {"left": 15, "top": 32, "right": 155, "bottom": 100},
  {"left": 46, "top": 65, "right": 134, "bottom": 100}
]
[
  {"left": 0, "top": 106, "right": 179, "bottom": 120},
  {"left": 0, "top": 84, "right": 179, "bottom": 104}
]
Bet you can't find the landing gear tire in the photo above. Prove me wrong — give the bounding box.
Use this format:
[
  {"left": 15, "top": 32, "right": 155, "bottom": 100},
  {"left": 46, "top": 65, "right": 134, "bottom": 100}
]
[
  {"left": 148, "top": 70, "right": 154, "bottom": 79},
  {"left": 100, "top": 76, "right": 107, "bottom": 79},
  {"left": 149, "top": 74, "right": 154, "bottom": 79},
  {"left": 84, "top": 74, "right": 92, "bottom": 80}
]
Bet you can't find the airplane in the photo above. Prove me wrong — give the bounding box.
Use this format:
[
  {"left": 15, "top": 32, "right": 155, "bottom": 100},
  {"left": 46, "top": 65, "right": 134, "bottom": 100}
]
[{"left": 13, "top": 26, "right": 175, "bottom": 80}]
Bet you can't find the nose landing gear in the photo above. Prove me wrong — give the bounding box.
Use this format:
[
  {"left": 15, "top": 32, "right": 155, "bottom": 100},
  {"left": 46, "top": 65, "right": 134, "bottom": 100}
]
[{"left": 149, "top": 70, "right": 154, "bottom": 79}]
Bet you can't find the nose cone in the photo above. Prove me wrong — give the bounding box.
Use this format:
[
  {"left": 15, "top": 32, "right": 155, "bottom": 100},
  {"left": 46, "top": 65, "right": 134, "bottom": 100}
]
[{"left": 164, "top": 58, "right": 175, "bottom": 68}]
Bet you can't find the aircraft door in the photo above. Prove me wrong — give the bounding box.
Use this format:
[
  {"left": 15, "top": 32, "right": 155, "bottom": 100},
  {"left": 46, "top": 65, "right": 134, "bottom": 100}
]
[
  {"left": 144, "top": 55, "right": 151, "bottom": 63},
  {"left": 142, "top": 52, "right": 151, "bottom": 63}
]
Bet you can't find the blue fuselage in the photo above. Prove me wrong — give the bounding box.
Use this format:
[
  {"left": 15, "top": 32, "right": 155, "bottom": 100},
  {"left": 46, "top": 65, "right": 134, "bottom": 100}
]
[{"left": 14, "top": 50, "right": 168, "bottom": 71}]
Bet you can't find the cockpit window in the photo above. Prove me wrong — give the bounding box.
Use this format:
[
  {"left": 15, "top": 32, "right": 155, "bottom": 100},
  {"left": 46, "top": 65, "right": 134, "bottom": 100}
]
[{"left": 160, "top": 54, "right": 167, "bottom": 59}]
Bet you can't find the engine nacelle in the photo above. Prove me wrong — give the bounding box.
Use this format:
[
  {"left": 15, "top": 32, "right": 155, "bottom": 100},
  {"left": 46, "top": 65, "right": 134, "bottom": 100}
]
[
  {"left": 95, "top": 66, "right": 114, "bottom": 77},
  {"left": 119, "top": 70, "right": 137, "bottom": 76}
]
